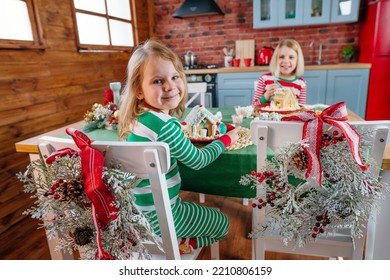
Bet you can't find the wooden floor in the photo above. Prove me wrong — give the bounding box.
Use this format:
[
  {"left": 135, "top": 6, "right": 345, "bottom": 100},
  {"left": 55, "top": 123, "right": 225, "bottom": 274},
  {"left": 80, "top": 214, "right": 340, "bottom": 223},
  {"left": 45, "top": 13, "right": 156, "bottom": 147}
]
[{"left": 0, "top": 190, "right": 325, "bottom": 260}]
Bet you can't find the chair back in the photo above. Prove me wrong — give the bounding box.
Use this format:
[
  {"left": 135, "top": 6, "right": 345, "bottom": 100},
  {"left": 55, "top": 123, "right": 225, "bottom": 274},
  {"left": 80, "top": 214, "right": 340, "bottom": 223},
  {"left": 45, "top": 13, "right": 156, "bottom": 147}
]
[
  {"left": 250, "top": 119, "right": 390, "bottom": 259},
  {"left": 38, "top": 135, "right": 181, "bottom": 260},
  {"left": 186, "top": 82, "right": 207, "bottom": 107}
]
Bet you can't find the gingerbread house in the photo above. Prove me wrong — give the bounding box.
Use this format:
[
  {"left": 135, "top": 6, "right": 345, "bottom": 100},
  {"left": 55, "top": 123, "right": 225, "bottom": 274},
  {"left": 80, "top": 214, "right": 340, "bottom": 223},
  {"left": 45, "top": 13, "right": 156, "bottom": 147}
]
[
  {"left": 271, "top": 87, "right": 299, "bottom": 110},
  {"left": 182, "top": 105, "right": 220, "bottom": 139}
]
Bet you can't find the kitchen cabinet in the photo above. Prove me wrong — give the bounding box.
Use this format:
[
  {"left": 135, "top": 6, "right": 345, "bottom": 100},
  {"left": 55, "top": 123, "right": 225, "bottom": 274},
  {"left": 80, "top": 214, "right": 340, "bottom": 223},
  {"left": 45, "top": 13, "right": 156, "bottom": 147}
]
[
  {"left": 303, "top": 70, "right": 327, "bottom": 104},
  {"left": 330, "top": 0, "right": 360, "bottom": 23},
  {"left": 253, "top": 0, "right": 360, "bottom": 28},
  {"left": 253, "top": 0, "right": 278, "bottom": 28},
  {"left": 325, "top": 69, "right": 369, "bottom": 118},
  {"left": 217, "top": 69, "right": 369, "bottom": 119},
  {"left": 217, "top": 72, "right": 264, "bottom": 108}
]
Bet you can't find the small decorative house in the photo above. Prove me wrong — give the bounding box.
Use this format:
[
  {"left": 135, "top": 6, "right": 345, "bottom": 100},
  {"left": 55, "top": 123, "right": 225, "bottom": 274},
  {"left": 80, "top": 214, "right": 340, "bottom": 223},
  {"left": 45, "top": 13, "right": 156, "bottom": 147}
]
[
  {"left": 183, "top": 105, "right": 219, "bottom": 139},
  {"left": 272, "top": 88, "right": 299, "bottom": 110}
]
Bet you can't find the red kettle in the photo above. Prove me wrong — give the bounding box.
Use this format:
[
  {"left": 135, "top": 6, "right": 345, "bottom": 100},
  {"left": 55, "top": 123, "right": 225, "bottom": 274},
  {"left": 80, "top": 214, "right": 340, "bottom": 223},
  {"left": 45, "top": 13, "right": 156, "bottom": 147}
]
[{"left": 257, "top": 47, "right": 274, "bottom": 65}]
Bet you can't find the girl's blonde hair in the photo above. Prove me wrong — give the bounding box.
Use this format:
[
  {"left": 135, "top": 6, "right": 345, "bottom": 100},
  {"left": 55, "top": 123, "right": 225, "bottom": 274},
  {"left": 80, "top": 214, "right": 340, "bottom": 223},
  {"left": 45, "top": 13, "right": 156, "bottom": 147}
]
[
  {"left": 118, "top": 39, "right": 188, "bottom": 140},
  {"left": 270, "top": 39, "right": 305, "bottom": 77}
]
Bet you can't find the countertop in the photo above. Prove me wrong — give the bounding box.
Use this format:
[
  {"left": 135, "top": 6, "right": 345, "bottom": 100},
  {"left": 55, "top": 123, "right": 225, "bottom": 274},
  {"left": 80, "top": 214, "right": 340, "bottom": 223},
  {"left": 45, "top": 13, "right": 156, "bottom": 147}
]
[{"left": 185, "top": 63, "right": 371, "bottom": 75}]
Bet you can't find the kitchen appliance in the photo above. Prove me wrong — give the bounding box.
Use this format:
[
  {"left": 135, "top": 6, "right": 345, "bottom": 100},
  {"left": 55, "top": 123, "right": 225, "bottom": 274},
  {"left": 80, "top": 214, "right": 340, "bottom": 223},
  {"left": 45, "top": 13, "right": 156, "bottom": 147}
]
[
  {"left": 186, "top": 73, "right": 217, "bottom": 107},
  {"left": 359, "top": 0, "right": 390, "bottom": 121},
  {"left": 184, "top": 51, "right": 197, "bottom": 68},
  {"left": 358, "top": 0, "right": 390, "bottom": 261},
  {"left": 172, "top": 0, "right": 224, "bottom": 18},
  {"left": 257, "top": 47, "right": 274, "bottom": 65}
]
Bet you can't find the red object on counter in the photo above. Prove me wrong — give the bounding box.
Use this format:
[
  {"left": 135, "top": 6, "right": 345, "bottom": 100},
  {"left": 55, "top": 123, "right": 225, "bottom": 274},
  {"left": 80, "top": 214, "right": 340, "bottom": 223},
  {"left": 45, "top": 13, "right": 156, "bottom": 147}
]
[
  {"left": 359, "top": 0, "right": 390, "bottom": 120},
  {"left": 257, "top": 47, "right": 274, "bottom": 65}
]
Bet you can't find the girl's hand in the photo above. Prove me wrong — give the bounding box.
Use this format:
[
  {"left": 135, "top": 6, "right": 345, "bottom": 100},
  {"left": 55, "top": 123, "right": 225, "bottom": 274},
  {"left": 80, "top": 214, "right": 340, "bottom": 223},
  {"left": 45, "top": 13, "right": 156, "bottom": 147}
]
[
  {"left": 226, "top": 127, "right": 240, "bottom": 144},
  {"left": 264, "top": 84, "right": 279, "bottom": 101}
]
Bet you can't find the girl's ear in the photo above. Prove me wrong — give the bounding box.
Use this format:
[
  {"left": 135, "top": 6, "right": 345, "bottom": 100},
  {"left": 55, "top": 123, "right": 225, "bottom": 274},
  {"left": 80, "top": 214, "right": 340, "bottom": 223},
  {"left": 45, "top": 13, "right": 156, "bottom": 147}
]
[{"left": 136, "top": 92, "right": 144, "bottom": 100}]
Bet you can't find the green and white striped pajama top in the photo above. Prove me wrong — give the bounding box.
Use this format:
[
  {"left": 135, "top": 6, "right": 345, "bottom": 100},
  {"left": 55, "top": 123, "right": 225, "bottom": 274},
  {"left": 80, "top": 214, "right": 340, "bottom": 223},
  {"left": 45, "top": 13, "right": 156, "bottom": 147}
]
[{"left": 126, "top": 110, "right": 230, "bottom": 248}]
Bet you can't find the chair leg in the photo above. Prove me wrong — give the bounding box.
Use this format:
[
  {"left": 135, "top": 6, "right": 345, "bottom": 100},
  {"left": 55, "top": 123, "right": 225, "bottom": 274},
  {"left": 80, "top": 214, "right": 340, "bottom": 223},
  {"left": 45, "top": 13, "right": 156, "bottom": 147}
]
[
  {"left": 199, "top": 193, "right": 205, "bottom": 203},
  {"left": 210, "top": 241, "right": 219, "bottom": 260}
]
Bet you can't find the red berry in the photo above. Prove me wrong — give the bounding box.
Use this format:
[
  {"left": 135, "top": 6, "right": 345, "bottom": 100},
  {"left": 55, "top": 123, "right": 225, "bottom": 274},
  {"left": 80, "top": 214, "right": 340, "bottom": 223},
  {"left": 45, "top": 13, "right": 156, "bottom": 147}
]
[
  {"left": 319, "top": 228, "right": 325, "bottom": 234},
  {"left": 251, "top": 171, "right": 256, "bottom": 176},
  {"left": 252, "top": 203, "right": 257, "bottom": 208},
  {"left": 331, "top": 138, "right": 338, "bottom": 144},
  {"left": 313, "top": 227, "right": 319, "bottom": 232},
  {"left": 322, "top": 141, "right": 330, "bottom": 147},
  {"left": 333, "top": 130, "right": 339, "bottom": 136},
  {"left": 311, "top": 233, "right": 317, "bottom": 238},
  {"left": 258, "top": 198, "right": 263, "bottom": 203},
  {"left": 268, "top": 171, "right": 274, "bottom": 176}
]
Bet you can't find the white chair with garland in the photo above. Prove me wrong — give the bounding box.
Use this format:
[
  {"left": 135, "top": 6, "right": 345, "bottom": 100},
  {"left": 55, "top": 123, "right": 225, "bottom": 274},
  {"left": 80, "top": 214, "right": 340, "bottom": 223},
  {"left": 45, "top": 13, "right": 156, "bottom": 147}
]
[
  {"left": 185, "top": 82, "right": 208, "bottom": 203},
  {"left": 37, "top": 132, "right": 219, "bottom": 260},
  {"left": 248, "top": 118, "right": 390, "bottom": 260}
]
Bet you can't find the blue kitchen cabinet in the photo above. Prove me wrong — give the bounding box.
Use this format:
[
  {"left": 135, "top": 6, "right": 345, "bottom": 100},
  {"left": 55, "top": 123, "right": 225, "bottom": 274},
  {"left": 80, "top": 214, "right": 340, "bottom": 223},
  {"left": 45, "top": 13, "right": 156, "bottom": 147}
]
[
  {"left": 253, "top": 0, "right": 278, "bottom": 28},
  {"left": 278, "top": 0, "right": 304, "bottom": 27},
  {"left": 217, "top": 72, "right": 264, "bottom": 108},
  {"left": 326, "top": 69, "right": 369, "bottom": 118},
  {"left": 303, "top": 0, "right": 331, "bottom": 25},
  {"left": 331, "top": 0, "right": 360, "bottom": 23},
  {"left": 253, "top": 0, "right": 359, "bottom": 28},
  {"left": 303, "top": 70, "right": 327, "bottom": 104}
]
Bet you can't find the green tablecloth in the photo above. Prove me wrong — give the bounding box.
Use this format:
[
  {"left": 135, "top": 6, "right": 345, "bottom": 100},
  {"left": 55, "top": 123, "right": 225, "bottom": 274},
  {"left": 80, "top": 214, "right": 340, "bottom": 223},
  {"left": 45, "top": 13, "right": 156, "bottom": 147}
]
[
  {"left": 179, "top": 108, "right": 256, "bottom": 198},
  {"left": 63, "top": 108, "right": 257, "bottom": 199}
]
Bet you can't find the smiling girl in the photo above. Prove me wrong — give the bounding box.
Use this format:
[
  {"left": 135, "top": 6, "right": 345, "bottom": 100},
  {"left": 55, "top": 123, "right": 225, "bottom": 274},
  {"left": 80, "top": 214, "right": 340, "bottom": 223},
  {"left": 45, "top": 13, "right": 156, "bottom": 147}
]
[
  {"left": 118, "top": 39, "right": 239, "bottom": 255},
  {"left": 252, "top": 39, "right": 307, "bottom": 107}
]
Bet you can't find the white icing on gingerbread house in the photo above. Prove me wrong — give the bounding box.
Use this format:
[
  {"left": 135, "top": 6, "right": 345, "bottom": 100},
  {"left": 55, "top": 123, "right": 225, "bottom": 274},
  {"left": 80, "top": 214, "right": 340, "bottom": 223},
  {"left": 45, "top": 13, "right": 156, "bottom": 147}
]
[
  {"left": 271, "top": 87, "right": 299, "bottom": 110},
  {"left": 183, "top": 105, "right": 219, "bottom": 139}
]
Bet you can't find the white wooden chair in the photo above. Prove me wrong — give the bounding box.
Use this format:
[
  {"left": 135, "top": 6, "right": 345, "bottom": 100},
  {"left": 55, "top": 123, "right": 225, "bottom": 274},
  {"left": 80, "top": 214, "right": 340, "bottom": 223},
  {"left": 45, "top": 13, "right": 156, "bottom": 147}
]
[
  {"left": 38, "top": 135, "right": 219, "bottom": 260},
  {"left": 185, "top": 82, "right": 208, "bottom": 203},
  {"left": 185, "top": 82, "right": 207, "bottom": 108},
  {"left": 250, "top": 120, "right": 390, "bottom": 260}
]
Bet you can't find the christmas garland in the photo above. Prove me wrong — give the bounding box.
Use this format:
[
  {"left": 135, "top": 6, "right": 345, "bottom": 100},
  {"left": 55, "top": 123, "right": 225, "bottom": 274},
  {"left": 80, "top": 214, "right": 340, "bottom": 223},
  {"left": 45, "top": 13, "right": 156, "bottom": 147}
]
[
  {"left": 17, "top": 153, "right": 161, "bottom": 260},
  {"left": 82, "top": 102, "right": 118, "bottom": 132},
  {"left": 240, "top": 128, "right": 388, "bottom": 248}
]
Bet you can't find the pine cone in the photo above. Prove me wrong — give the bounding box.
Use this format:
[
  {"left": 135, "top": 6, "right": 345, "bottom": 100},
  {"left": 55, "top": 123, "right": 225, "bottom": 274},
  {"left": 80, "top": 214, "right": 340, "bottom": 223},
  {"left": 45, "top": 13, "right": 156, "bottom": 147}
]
[
  {"left": 74, "top": 226, "right": 94, "bottom": 246},
  {"left": 274, "top": 178, "right": 287, "bottom": 193},
  {"left": 54, "top": 178, "right": 88, "bottom": 204},
  {"left": 292, "top": 150, "right": 309, "bottom": 170}
]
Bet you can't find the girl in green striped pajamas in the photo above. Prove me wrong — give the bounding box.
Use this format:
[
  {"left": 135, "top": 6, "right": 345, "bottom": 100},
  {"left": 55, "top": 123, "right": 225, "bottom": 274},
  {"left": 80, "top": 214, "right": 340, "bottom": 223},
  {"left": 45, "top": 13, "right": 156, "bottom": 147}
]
[{"left": 118, "top": 40, "right": 239, "bottom": 254}]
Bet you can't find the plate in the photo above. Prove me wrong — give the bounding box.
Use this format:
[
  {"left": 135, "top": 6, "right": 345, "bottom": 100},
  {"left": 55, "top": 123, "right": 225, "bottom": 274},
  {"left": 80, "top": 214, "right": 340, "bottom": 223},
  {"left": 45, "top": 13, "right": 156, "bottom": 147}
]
[
  {"left": 188, "top": 136, "right": 220, "bottom": 144},
  {"left": 255, "top": 104, "right": 304, "bottom": 114}
]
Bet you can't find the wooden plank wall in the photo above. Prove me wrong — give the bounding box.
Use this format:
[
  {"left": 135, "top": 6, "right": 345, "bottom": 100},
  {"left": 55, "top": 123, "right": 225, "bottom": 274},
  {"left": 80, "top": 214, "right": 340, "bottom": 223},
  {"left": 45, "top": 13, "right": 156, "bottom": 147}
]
[{"left": 0, "top": 0, "right": 154, "bottom": 258}]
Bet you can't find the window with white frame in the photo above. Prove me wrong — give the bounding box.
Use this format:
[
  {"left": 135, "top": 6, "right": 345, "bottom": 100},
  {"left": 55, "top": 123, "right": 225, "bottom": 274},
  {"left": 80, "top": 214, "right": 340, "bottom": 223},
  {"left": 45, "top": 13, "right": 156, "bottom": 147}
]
[
  {"left": 72, "top": 0, "right": 135, "bottom": 51},
  {"left": 0, "top": 0, "right": 46, "bottom": 49}
]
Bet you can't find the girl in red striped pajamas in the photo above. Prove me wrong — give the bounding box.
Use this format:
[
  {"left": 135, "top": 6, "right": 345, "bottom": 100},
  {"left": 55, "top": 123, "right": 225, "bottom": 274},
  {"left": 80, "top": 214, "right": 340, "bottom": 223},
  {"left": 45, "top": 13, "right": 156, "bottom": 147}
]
[{"left": 252, "top": 39, "right": 307, "bottom": 107}]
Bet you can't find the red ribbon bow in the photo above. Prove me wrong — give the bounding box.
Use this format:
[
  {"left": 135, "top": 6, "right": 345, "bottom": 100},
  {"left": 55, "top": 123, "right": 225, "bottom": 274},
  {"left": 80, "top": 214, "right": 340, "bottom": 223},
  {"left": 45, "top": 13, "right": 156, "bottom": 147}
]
[
  {"left": 282, "top": 102, "right": 368, "bottom": 186},
  {"left": 66, "top": 128, "right": 117, "bottom": 259},
  {"left": 104, "top": 90, "right": 114, "bottom": 105},
  {"left": 45, "top": 147, "right": 79, "bottom": 164}
]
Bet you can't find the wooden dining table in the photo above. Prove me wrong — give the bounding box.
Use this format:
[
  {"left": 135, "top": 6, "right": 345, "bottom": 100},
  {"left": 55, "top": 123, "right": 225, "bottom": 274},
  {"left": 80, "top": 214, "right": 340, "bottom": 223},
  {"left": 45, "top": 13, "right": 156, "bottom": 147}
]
[
  {"left": 15, "top": 106, "right": 388, "bottom": 200},
  {"left": 15, "top": 106, "right": 390, "bottom": 260}
]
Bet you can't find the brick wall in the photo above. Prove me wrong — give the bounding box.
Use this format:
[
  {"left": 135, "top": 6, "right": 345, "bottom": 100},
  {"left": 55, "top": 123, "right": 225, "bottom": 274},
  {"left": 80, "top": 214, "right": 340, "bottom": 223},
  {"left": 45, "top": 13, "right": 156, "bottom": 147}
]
[{"left": 154, "top": 0, "right": 361, "bottom": 66}]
